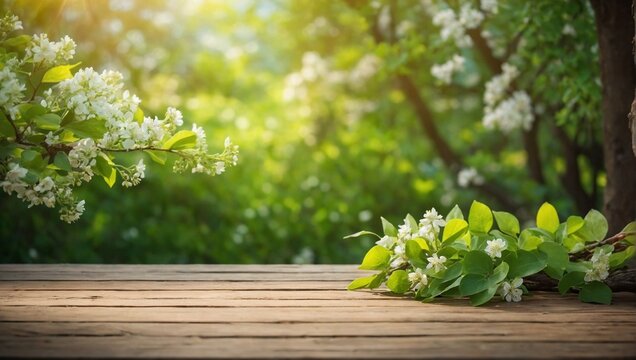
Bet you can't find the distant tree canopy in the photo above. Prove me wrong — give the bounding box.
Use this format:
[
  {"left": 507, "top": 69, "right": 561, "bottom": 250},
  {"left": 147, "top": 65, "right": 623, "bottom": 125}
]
[{"left": 1, "top": 0, "right": 633, "bottom": 264}]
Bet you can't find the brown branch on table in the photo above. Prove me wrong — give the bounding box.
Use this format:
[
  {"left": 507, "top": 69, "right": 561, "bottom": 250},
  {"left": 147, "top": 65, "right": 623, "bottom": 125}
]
[
  {"left": 525, "top": 268, "right": 636, "bottom": 292},
  {"left": 570, "top": 231, "right": 635, "bottom": 261}
]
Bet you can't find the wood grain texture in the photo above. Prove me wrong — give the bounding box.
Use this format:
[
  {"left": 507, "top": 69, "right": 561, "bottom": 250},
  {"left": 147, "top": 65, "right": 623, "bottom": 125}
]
[{"left": 0, "top": 264, "right": 634, "bottom": 359}]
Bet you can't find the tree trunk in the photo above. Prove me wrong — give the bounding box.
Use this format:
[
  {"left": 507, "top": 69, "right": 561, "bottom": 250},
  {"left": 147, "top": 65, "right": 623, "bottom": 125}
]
[{"left": 591, "top": 0, "right": 636, "bottom": 234}]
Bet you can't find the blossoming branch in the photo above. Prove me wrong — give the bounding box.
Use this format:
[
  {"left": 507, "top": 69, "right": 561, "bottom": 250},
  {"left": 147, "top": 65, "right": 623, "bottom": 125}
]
[{"left": 0, "top": 13, "right": 238, "bottom": 222}]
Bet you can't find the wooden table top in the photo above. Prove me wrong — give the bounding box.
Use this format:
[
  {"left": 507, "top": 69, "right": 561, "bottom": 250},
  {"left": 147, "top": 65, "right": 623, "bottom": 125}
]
[{"left": 0, "top": 264, "right": 635, "bottom": 359}]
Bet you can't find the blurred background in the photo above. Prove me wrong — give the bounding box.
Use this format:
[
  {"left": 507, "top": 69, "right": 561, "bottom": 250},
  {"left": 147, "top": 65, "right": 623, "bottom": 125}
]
[{"left": 0, "top": 0, "right": 606, "bottom": 264}]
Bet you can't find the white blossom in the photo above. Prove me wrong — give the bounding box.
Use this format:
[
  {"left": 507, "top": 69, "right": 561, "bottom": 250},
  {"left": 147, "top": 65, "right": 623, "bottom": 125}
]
[
  {"left": 432, "top": 8, "right": 472, "bottom": 47},
  {"left": 562, "top": 24, "right": 576, "bottom": 36},
  {"left": 25, "top": 34, "right": 76, "bottom": 66},
  {"left": 585, "top": 248, "right": 611, "bottom": 283},
  {"left": 480, "top": 0, "right": 498, "bottom": 14},
  {"left": 419, "top": 208, "right": 446, "bottom": 235},
  {"left": 376, "top": 235, "right": 396, "bottom": 249},
  {"left": 426, "top": 253, "right": 447, "bottom": 272},
  {"left": 0, "top": 58, "right": 26, "bottom": 112},
  {"left": 0, "top": 13, "right": 22, "bottom": 33},
  {"left": 459, "top": 4, "right": 484, "bottom": 29},
  {"left": 457, "top": 167, "right": 484, "bottom": 188},
  {"left": 431, "top": 55, "right": 465, "bottom": 84},
  {"left": 408, "top": 268, "right": 428, "bottom": 291},
  {"left": 390, "top": 244, "right": 408, "bottom": 268},
  {"left": 499, "top": 278, "right": 523, "bottom": 302},
  {"left": 485, "top": 238, "right": 507, "bottom": 258}
]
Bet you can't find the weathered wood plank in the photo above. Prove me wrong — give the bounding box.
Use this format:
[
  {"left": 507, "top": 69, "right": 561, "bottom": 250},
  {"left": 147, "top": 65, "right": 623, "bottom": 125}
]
[
  {"left": 1, "top": 321, "right": 635, "bottom": 342},
  {"left": 0, "top": 336, "right": 633, "bottom": 359},
  {"left": 0, "top": 281, "right": 351, "bottom": 290},
  {"left": 1, "top": 290, "right": 635, "bottom": 308},
  {"left": 1, "top": 304, "right": 635, "bottom": 323},
  {"left": 0, "top": 271, "right": 359, "bottom": 281},
  {"left": 0, "top": 264, "right": 359, "bottom": 273}
]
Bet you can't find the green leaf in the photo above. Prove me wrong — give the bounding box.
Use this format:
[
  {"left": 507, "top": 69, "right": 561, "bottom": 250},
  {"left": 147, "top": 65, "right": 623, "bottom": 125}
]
[
  {"left": 463, "top": 250, "right": 493, "bottom": 275},
  {"left": 459, "top": 274, "right": 489, "bottom": 296},
  {"left": 493, "top": 211, "right": 520, "bottom": 235},
  {"left": 507, "top": 250, "right": 547, "bottom": 278},
  {"left": 578, "top": 281, "right": 612, "bottom": 305},
  {"left": 441, "top": 261, "right": 463, "bottom": 282},
  {"left": 469, "top": 285, "right": 498, "bottom": 306},
  {"left": 33, "top": 113, "right": 61, "bottom": 131},
  {"left": 621, "top": 221, "right": 636, "bottom": 245},
  {"left": 468, "top": 200, "right": 493, "bottom": 233},
  {"left": 386, "top": 270, "right": 410, "bottom": 294},
  {"left": 488, "top": 261, "right": 509, "bottom": 286},
  {"left": 579, "top": 209, "right": 608, "bottom": 242},
  {"left": 405, "top": 240, "right": 426, "bottom": 267},
  {"left": 427, "top": 276, "right": 462, "bottom": 298},
  {"left": 21, "top": 149, "right": 38, "bottom": 162},
  {"left": 609, "top": 246, "right": 635, "bottom": 269},
  {"left": 144, "top": 149, "right": 168, "bottom": 166},
  {"left": 380, "top": 217, "right": 397, "bottom": 237},
  {"left": 358, "top": 245, "right": 390, "bottom": 270},
  {"left": 21, "top": 104, "right": 47, "bottom": 121},
  {"left": 347, "top": 275, "right": 375, "bottom": 290},
  {"left": 53, "top": 152, "right": 71, "bottom": 172},
  {"left": 519, "top": 230, "right": 543, "bottom": 251},
  {"left": 41, "top": 62, "right": 81, "bottom": 83},
  {"left": 134, "top": 108, "right": 145, "bottom": 124},
  {"left": 368, "top": 272, "right": 386, "bottom": 289},
  {"left": 446, "top": 204, "right": 464, "bottom": 221},
  {"left": 2, "top": 35, "right": 31, "bottom": 51},
  {"left": 94, "top": 155, "right": 116, "bottom": 188},
  {"left": 566, "top": 216, "right": 585, "bottom": 235},
  {"left": 558, "top": 271, "right": 585, "bottom": 295},
  {"left": 538, "top": 242, "right": 569, "bottom": 279},
  {"left": 162, "top": 130, "right": 197, "bottom": 150},
  {"left": 344, "top": 230, "right": 382, "bottom": 240},
  {"left": 442, "top": 218, "right": 468, "bottom": 244},
  {"left": 536, "top": 202, "right": 559, "bottom": 233},
  {"left": 405, "top": 214, "right": 419, "bottom": 233},
  {"left": 64, "top": 118, "right": 107, "bottom": 139},
  {"left": 0, "top": 111, "right": 16, "bottom": 137}
]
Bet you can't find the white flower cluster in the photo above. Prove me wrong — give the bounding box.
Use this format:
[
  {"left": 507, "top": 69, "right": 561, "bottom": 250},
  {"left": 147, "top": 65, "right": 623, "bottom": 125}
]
[
  {"left": 68, "top": 138, "right": 98, "bottom": 183},
  {"left": 0, "top": 58, "right": 25, "bottom": 113},
  {"left": 25, "top": 34, "right": 76, "bottom": 66},
  {"left": 480, "top": 0, "right": 498, "bottom": 14},
  {"left": 431, "top": 55, "right": 465, "bottom": 84},
  {"left": 282, "top": 52, "right": 381, "bottom": 102},
  {"left": 485, "top": 238, "right": 507, "bottom": 258},
  {"left": 121, "top": 160, "right": 146, "bottom": 187},
  {"left": 0, "top": 13, "right": 22, "bottom": 35},
  {"left": 1, "top": 163, "right": 84, "bottom": 222},
  {"left": 432, "top": 4, "right": 484, "bottom": 48},
  {"left": 348, "top": 54, "right": 382, "bottom": 90},
  {"left": 375, "top": 208, "right": 447, "bottom": 271},
  {"left": 584, "top": 248, "right": 610, "bottom": 283},
  {"left": 408, "top": 268, "right": 428, "bottom": 291},
  {"left": 499, "top": 278, "right": 523, "bottom": 302},
  {"left": 483, "top": 64, "right": 534, "bottom": 132},
  {"left": 457, "top": 167, "right": 484, "bottom": 188}
]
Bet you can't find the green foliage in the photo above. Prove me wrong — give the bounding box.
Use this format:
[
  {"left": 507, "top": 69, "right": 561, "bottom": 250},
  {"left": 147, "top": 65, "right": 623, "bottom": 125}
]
[
  {"left": 349, "top": 202, "right": 634, "bottom": 306},
  {"left": 0, "top": 0, "right": 616, "bottom": 269}
]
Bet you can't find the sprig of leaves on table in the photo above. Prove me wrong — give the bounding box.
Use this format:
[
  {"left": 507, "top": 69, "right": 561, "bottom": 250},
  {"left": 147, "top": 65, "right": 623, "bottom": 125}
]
[{"left": 347, "top": 201, "right": 635, "bottom": 306}]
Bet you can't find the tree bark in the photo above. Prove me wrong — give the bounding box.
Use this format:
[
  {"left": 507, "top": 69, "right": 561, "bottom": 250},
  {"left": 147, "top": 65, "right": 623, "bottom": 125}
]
[
  {"left": 631, "top": 0, "right": 636, "bottom": 157},
  {"left": 591, "top": 0, "right": 636, "bottom": 234}
]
